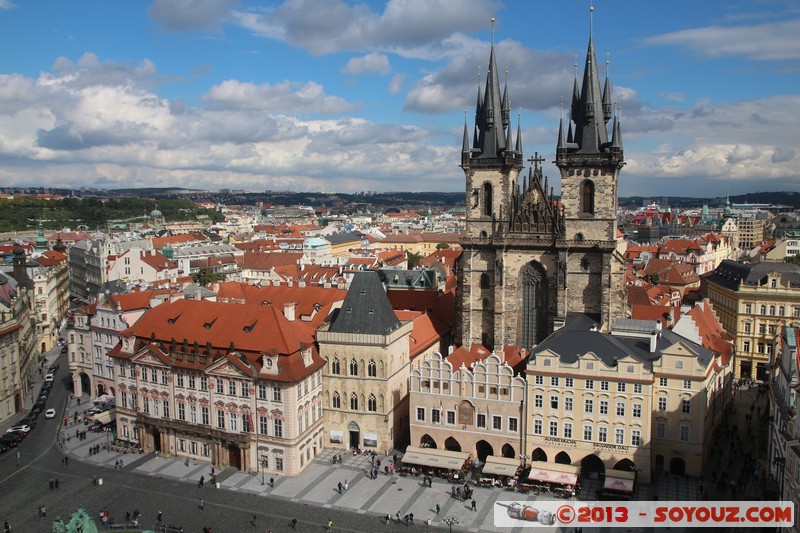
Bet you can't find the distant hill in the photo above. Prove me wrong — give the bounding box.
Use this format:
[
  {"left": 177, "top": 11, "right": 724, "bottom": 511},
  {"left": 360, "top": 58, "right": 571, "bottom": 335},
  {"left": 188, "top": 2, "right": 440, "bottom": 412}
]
[{"left": 618, "top": 191, "right": 800, "bottom": 209}]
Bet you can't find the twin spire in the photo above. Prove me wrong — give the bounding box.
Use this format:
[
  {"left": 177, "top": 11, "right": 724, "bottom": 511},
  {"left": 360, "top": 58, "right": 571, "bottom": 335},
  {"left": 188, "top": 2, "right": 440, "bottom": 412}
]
[{"left": 464, "top": 9, "right": 622, "bottom": 165}]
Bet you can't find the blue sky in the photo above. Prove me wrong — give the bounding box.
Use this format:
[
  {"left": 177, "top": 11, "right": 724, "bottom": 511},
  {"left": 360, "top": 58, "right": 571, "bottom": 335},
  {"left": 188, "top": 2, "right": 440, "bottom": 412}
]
[{"left": 0, "top": 0, "right": 797, "bottom": 198}]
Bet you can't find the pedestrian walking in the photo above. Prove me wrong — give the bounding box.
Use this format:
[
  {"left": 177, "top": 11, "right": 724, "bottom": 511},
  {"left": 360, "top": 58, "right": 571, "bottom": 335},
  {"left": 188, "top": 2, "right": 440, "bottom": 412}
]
[
  {"left": 55, "top": 479, "right": 60, "bottom": 489},
  {"left": 199, "top": 475, "right": 205, "bottom": 488},
  {"left": 157, "top": 511, "right": 162, "bottom": 522},
  {"left": 337, "top": 481, "right": 343, "bottom": 494},
  {"left": 41, "top": 506, "right": 46, "bottom": 518},
  {"left": 326, "top": 519, "right": 333, "bottom": 532},
  {"left": 200, "top": 499, "right": 204, "bottom": 511},
  {"left": 409, "top": 512, "right": 414, "bottom": 524},
  {"left": 49, "top": 479, "right": 54, "bottom": 490},
  {"left": 250, "top": 514, "right": 256, "bottom": 526},
  {"left": 344, "top": 479, "right": 349, "bottom": 491},
  {"left": 269, "top": 477, "right": 274, "bottom": 488},
  {"left": 185, "top": 457, "right": 189, "bottom": 467},
  {"left": 290, "top": 517, "right": 298, "bottom": 529},
  {"left": 435, "top": 503, "right": 440, "bottom": 515},
  {"left": 126, "top": 511, "right": 131, "bottom": 523}
]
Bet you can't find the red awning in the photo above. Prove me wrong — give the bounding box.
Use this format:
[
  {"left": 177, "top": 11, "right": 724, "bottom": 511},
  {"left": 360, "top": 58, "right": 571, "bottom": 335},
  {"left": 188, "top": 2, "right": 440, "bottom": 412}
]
[{"left": 528, "top": 467, "right": 578, "bottom": 485}]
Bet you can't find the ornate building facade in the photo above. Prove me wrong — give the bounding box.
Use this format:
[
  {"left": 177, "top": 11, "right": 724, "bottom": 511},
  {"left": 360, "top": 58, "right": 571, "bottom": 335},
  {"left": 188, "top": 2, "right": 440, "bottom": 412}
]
[
  {"left": 110, "top": 299, "right": 325, "bottom": 477},
  {"left": 457, "top": 21, "right": 626, "bottom": 354}
]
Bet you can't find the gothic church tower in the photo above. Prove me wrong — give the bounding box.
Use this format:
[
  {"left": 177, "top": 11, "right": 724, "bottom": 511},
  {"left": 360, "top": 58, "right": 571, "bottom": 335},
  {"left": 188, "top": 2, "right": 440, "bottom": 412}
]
[
  {"left": 457, "top": 12, "right": 626, "bottom": 354},
  {"left": 555, "top": 8, "right": 626, "bottom": 332}
]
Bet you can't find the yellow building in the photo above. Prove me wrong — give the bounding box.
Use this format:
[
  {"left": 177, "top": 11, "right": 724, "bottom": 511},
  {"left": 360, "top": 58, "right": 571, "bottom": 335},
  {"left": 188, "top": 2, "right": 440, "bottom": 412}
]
[
  {"left": 527, "top": 314, "right": 731, "bottom": 484},
  {"left": 702, "top": 260, "right": 800, "bottom": 380}
]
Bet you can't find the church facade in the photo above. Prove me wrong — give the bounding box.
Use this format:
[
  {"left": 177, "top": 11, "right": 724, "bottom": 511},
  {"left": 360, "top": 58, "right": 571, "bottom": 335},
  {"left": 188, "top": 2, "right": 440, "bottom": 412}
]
[{"left": 456, "top": 26, "right": 626, "bottom": 354}]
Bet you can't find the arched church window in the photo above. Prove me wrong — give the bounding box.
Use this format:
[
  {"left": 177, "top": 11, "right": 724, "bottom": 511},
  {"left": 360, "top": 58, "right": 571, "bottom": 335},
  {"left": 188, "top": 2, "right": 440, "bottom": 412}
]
[
  {"left": 332, "top": 392, "right": 340, "bottom": 409},
  {"left": 368, "top": 394, "right": 377, "bottom": 412},
  {"left": 331, "top": 358, "right": 340, "bottom": 375},
  {"left": 368, "top": 360, "right": 377, "bottom": 377},
  {"left": 520, "top": 262, "right": 549, "bottom": 350},
  {"left": 483, "top": 183, "right": 493, "bottom": 217},
  {"left": 575, "top": 233, "right": 584, "bottom": 241},
  {"left": 581, "top": 180, "right": 595, "bottom": 214},
  {"left": 349, "top": 359, "right": 358, "bottom": 376},
  {"left": 350, "top": 393, "right": 358, "bottom": 410},
  {"left": 480, "top": 231, "right": 488, "bottom": 238},
  {"left": 480, "top": 272, "right": 490, "bottom": 289}
]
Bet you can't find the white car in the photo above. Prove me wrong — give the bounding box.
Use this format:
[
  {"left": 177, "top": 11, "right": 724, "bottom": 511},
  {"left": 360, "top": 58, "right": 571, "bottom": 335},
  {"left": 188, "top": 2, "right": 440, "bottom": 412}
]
[
  {"left": 6, "top": 424, "right": 31, "bottom": 433},
  {"left": 45, "top": 408, "right": 57, "bottom": 419},
  {"left": 44, "top": 374, "right": 54, "bottom": 383}
]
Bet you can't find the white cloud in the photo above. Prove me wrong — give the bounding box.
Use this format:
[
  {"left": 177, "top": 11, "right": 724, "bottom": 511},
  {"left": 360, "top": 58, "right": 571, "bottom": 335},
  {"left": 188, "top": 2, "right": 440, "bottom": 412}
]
[
  {"left": 343, "top": 53, "right": 391, "bottom": 75},
  {"left": 231, "top": 0, "right": 493, "bottom": 57},
  {"left": 148, "top": 0, "right": 237, "bottom": 31},
  {"left": 644, "top": 18, "right": 800, "bottom": 61},
  {"left": 203, "top": 79, "right": 361, "bottom": 115},
  {"left": 0, "top": 0, "right": 15, "bottom": 9},
  {"left": 388, "top": 73, "right": 405, "bottom": 95},
  {"left": 658, "top": 92, "right": 685, "bottom": 102}
]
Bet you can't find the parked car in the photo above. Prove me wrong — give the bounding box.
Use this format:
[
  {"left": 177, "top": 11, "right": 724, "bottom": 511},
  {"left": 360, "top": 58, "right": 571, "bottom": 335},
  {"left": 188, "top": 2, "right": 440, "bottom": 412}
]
[
  {"left": 0, "top": 441, "right": 8, "bottom": 454},
  {"left": 45, "top": 408, "right": 57, "bottom": 419},
  {"left": 44, "top": 374, "right": 54, "bottom": 383},
  {"left": 0, "top": 436, "right": 18, "bottom": 448},
  {"left": 6, "top": 424, "right": 31, "bottom": 434},
  {"left": 60, "top": 345, "right": 68, "bottom": 354}
]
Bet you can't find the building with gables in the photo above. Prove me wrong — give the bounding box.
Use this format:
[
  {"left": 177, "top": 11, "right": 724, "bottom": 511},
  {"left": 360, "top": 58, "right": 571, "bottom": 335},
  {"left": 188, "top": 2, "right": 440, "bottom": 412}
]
[
  {"left": 0, "top": 267, "right": 36, "bottom": 424},
  {"left": 409, "top": 347, "right": 527, "bottom": 464},
  {"left": 456, "top": 15, "right": 625, "bottom": 354},
  {"left": 110, "top": 299, "right": 325, "bottom": 476}
]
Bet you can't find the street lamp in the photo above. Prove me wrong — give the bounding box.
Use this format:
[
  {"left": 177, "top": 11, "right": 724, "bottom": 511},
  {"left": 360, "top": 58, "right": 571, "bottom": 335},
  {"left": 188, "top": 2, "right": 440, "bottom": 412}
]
[
  {"left": 443, "top": 515, "right": 459, "bottom": 533},
  {"left": 260, "top": 456, "right": 267, "bottom": 485}
]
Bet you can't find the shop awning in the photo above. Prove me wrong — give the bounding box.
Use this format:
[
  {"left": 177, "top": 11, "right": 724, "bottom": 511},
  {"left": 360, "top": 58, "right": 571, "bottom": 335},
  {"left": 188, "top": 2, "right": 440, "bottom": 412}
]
[
  {"left": 91, "top": 409, "right": 115, "bottom": 425},
  {"left": 401, "top": 446, "right": 469, "bottom": 470},
  {"left": 527, "top": 462, "right": 580, "bottom": 485},
  {"left": 482, "top": 455, "right": 521, "bottom": 477},
  {"left": 603, "top": 469, "right": 635, "bottom": 492}
]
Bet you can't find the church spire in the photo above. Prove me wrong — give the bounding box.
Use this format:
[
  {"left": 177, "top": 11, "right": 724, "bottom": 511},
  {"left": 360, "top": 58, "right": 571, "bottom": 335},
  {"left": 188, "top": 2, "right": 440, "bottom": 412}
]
[
  {"left": 602, "top": 58, "right": 612, "bottom": 123},
  {"left": 557, "top": 100, "right": 566, "bottom": 153},
  {"left": 470, "top": 17, "right": 507, "bottom": 159},
  {"left": 571, "top": 4, "right": 609, "bottom": 154},
  {"left": 462, "top": 109, "right": 470, "bottom": 154},
  {"left": 515, "top": 111, "right": 522, "bottom": 154},
  {"left": 570, "top": 62, "right": 580, "bottom": 124},
  {"left": 611, "top": 104, "right": 623, "bottom": 152}
]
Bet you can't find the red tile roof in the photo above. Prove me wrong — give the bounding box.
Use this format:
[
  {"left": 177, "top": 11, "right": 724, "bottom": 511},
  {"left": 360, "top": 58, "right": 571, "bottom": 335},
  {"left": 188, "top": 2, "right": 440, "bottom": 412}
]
[
  {"left": 238, "top": 251, "right": 304, "bottom": 271},
  {"left": 114, "top": 298, "right": 324, "bottom": 382}
]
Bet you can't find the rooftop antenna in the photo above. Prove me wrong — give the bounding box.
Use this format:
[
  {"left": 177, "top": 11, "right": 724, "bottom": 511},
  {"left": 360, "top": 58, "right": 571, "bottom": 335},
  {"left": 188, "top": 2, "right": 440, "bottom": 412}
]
[
  {"left": 491, "top": 17, "right": 495, "bottom": 46},
  {"left": 589, "top": 3, "right": 594, "bottom": 38}
]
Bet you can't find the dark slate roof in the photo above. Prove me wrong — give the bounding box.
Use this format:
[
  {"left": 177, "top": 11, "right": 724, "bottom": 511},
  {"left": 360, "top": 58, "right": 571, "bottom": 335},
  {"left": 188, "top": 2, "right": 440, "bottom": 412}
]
[
  {"left": 324, "top": 232, "right": 363, "bottom": 245},
  {"left": 328, "top": 271, "right": 402, "bottom": 335},
  {"left": 531, "top": 313, "right": 710, "bottom": 370},
  {"left": 703, "top": 260, "right": 800, "bottom": 291},
  {"left": 377, "top": 268, "right": 440, "bottom": 290}
]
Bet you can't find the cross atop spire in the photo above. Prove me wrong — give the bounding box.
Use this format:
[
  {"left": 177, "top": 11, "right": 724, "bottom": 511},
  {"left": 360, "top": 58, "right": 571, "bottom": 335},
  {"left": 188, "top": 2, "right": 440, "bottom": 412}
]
[{"left": 528, "top": 152, "right": 545, "bottom": 170}]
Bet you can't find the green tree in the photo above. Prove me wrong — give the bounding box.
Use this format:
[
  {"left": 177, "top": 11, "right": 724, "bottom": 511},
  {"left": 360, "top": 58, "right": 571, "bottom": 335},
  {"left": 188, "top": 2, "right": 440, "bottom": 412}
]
[
  {"left": 406, "top": 251, "right": 422, "bottom": 269},
  {"left": 435, "top": 243, "right": 450, "bottom": 250},
  {"left": 191, "top": 267, "right": 225, "bottom": 286}
]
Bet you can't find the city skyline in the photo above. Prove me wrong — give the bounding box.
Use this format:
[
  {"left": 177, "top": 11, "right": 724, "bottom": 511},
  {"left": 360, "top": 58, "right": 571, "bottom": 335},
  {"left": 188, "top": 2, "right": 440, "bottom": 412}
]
[{"left": 0, "top": 0, "right": 797, "bottom": 196}]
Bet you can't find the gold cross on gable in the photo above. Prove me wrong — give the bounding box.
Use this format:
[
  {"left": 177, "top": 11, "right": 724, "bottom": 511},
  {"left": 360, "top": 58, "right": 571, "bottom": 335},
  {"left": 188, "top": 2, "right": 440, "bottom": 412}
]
[{"left": 527, "top": 152, "right": 545, "bottom": 169}]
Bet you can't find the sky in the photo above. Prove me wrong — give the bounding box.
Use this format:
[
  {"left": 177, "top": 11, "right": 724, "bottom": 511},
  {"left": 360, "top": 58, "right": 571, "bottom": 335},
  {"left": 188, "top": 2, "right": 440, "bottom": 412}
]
[{"left": 0, "top": 0, "right": 798, "bottom": 198}]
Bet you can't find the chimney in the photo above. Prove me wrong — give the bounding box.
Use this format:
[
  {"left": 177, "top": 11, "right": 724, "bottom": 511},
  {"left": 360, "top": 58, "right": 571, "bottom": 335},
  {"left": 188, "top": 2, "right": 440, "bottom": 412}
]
[{"left": 283, "top": 302, "right": 296, "bottom": 322}]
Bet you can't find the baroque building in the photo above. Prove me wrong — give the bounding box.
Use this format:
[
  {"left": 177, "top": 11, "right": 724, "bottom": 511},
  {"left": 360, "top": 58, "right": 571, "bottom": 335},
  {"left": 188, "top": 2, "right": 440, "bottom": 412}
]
[
  {"left": 110, "top": 299, "right": 325, "bottom": 477},
  {"left": 457, "top": 19, "right": 625, "bottom": 354}
]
